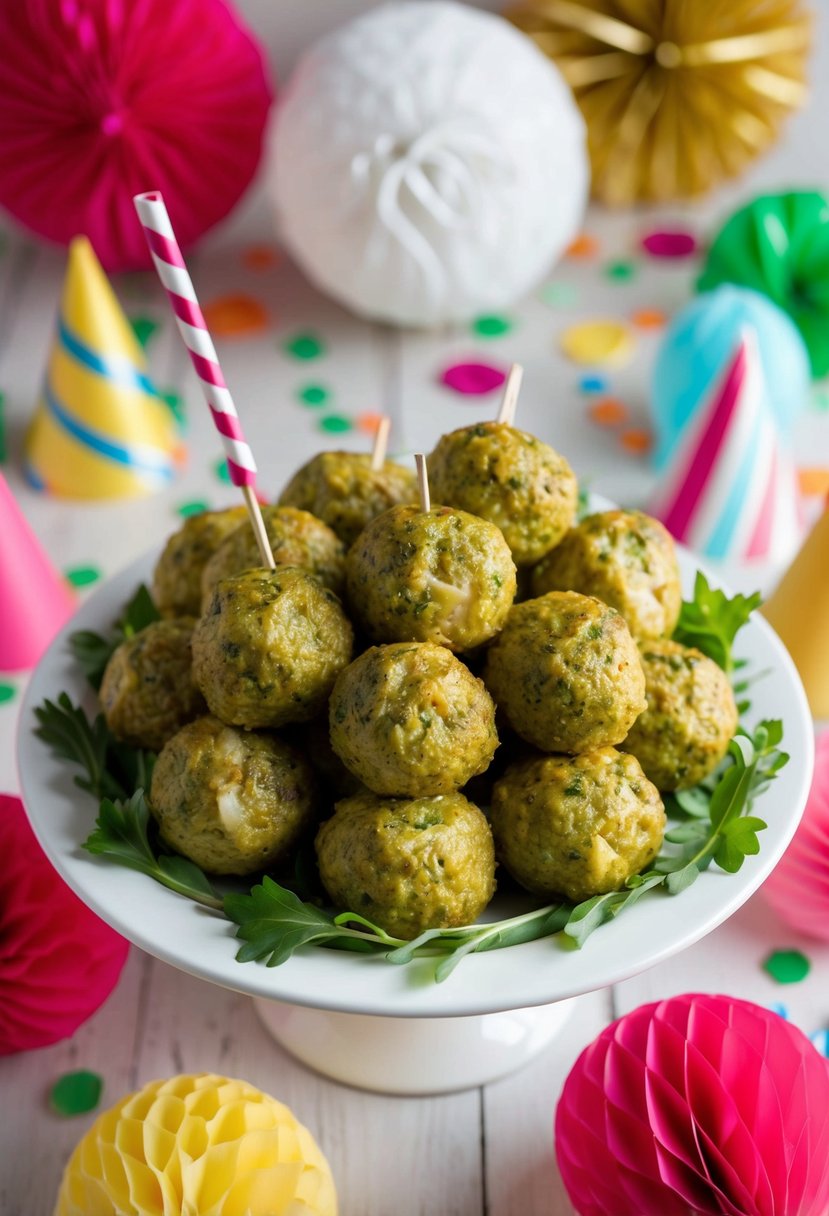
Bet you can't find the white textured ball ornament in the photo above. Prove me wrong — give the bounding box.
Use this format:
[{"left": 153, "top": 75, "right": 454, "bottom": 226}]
[{"left": 270, "top": 1, "right": 589, "bottom": 327}]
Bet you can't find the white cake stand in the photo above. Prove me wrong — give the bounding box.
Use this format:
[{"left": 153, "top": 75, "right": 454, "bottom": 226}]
[{"left": 17, "top": 549, "right": 814, "bottom": 1095}]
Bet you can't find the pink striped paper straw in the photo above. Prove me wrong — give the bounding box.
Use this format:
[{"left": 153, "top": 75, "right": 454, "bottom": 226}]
[{"left": 133, "top": 190, "right": 274, "bottom": 568}]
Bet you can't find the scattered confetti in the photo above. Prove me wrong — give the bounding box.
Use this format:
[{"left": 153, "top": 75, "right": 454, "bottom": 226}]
[
  {"left": 769, "top": 1002, "right": 790, "bottom": 1020},
  {"left": 589, "top": 398, "right": 629, "bottom": 428},
  {"left": 356, "top": 412, "right": 384, "bottom": 435},
  {"left": 176, "top": 499, "right": 209, "bottom": 518},
  {"left": 632, "top": 308, "right": 667, "bottom": 329},
  {"left": 160, "top": 389, "right": 185, "bottom": 428},
  {"left": 0, "top": 683, "right": 16, "bottom": 705},
  {"left": 64, "top": 565, "right": 101, "bottom": 588},
  {"left": 50, "top": 1070, "right": 103, "bottom": 1117},
  {"left": 472, "top": 314, "right": 513, "bottom": 338},
  {"left": 641, "top": 229, "right": 698, "bottom": 259},
  {"left": 560, "top": 320, "right": 634, "bottom": 367},
  {"left": 319, "top": 414, "right": 353, "bottom": 434},
  {"left": 798, "top": 467, "right": 829, "bottom": 497},
  {"left": 763, "top": 948, "right": 811, "bottom": 984},
  {"left": 605, "top": 260, "right": 636, "bottom": 282},
  {"left": 284, "top": 332, "right": 326, "bottom": 361},
  {"left": 579, "top": 375, "right": 607, "bottom": 395},
  {"left": 440, "top": 361, "right": 507, "bottom": 395},
  {"left": 296, "top": 384, "right": 330, "bottom": 407},
  {"left": 242, "top": 244, "right": 281, "bottom": 272},
  {"left": 810, "top": 1029, "right": 829, "bottom": 1058},
  {"left": 566, "top": 233, "right": 599, "bottom": 259},
  {"left": 202, "top": 294, "right": 269, "bottom": 338},
  {"left": 129, "top": 316, "right": 159, "bottom": 348},
  {"left": 214, "top": 458, "right": 231, "bottom": 484},
  {"left": 539, "top": 281, "right": 578, "bottom": 307},
  {"left": 619, "top": 428, "right": 653, "bottom": 455}
]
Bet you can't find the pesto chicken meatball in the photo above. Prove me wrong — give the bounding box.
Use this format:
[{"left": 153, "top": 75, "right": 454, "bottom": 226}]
[
  {"left": 621, "top": 640, "right": 738, "bottom": 790},
  {"left": 149, "top": 716, "right": 316, "bottom": 875},
  {"left": 279, "top": 451, "right": 417, "bottom": 547},
  {"left": 329, "top": 642, "right": 498, "bottom": 797},
  {"left": 531, "top": 510, "right": 681, "bottom": 640},
  {"left": 426, "top": 421, "right": 577, "bottom": 566},
  {"left": 346, "top": 505, "right": 516, "bottom": 651},
  {"left": 100, "top": 619, "right": 204, "bottom": 752},
  {"left": 316, "top": 790, "right": 496, "bottom": 939},
  {"left": 200, "top": 506, "right": 346, "bottom": 609},
  {"left": 491, "top": 749, "right": 665, "bottom": 902},
  {"left": 152, "top": 507, "right": 247, "bottom": 617},
  {"left": 192, "top": 567, "right": 353, "bottom": 729},
  {"left": 483, "top": 591, "right": 646, "bottom": 753}
]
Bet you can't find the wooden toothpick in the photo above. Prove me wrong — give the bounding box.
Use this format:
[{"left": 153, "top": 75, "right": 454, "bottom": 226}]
[
  {"left": 241, "top": 485, "right": 275, "bottom": 569},
  {"left": 371, "top": 415, "right": 391, "bottom": 471},
  {"left": 415, "top": 453, "right": 431, "bottom": 512},
  {"left": 496, "top": 363, "right": 524, "bottom": 427}
]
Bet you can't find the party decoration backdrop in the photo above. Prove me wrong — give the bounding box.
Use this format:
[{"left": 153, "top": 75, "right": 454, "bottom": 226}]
[
  {"left": 0, "top": 0, "right": 272, "bottom": 270},
  {"left": 507, "top": 0, "right": 811, "bottom": 204},
  {"left": 270, "top": 0, "right": 588, "bottom": 327}
]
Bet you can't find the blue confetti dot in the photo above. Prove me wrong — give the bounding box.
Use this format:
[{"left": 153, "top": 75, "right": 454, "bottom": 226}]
[
  {"left": 769, "top": 1002, "right": 790, "bottom": 1020},
  {"left": 810, "top": 1029, "right": 829, "bottom": 1058},
  {"left": 579, "top": 375, "right": 607, "bottom": 395}
]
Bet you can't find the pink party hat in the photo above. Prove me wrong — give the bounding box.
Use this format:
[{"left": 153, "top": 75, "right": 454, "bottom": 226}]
[
  {"left": 650, "top": 329, "right": 803, "bottom": 562},
  {"left": 0, "top": 473, "right": 76, "bottom": 671}
]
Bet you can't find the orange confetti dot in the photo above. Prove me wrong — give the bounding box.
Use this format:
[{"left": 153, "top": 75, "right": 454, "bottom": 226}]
[
  {"left": 242, "top": 244, "right": 282, "bottom": 271},
  {"left": 620, "top": 428, "right": 653, "bottom": 455},
  {"left": 566, "top": 233, "right": 599, "bottom": 259},
  {"left": 356, "top": 411, "right": 384, "bottom": 435},
  {"left": 202, "top": 294, "right": 269, "bottom": 338},
  {"left": 798, "top": 467, "right": 829, "bottom": 498},
  {"left": 589, "top": 398, "right": 629, "bottom": 428},
  {"left": 632, "top": 308, "right": 667, "bottom": 329}
]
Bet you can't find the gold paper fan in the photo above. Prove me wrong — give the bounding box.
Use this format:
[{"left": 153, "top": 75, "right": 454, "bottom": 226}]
[{"left": 506, "top": 0, "right": 812, "bottom": 204}]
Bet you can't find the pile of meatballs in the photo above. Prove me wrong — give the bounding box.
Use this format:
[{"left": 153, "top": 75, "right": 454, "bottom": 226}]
[{"left": 98, "top": 423, "right": 739, "bottom": 941}]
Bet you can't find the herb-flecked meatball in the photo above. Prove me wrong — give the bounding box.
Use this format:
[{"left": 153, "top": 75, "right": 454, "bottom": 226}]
[
  {"left": 150, "top": 716, "right": 316, "bottom": 875},
  {"left": 192, "top": 567, "right": 353, "bottom": 729},
  {"left": 152, "top": 507, "right": 247, "bottom": 617},
  {"left": 426, "top": 421, "right": 577, "bottom": 566},
  {"left": 483, "top": 591, "right": 646, "bottom": 753},
  {"left": 531, "top": 510, "right": 682, "bottom": 640},
  {"left": 99, "top": 619, "right": 204, "bottom": 751},
  {"left": 346, "top": 505, "right": 516, "bottom": 652},
  {"left": 316, "top": 790, "right": 496, "bottom": 939},
  {"left": 329, "top": 642, "right": 498, "bottom": 796},
  {"left": 200, "top": 506, "right": 346, "bottom": 609},
  {"left": 490, "top": 749, "right": 665, "bottom": 902},
  {"left": 621, "top": 640, "right": 738, "bottom": 790},
  {"left": 279, "top": 451, "right": 418, "bottom": 547}
]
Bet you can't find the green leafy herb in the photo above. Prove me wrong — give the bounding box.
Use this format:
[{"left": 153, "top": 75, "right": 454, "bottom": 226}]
[
  {"left": 34, "top": 692, "right": 155, "bottom": 802},
  {"left": 69, "top": 584, "right": 160, "bottom": 689},
  {"left": 673, "top": 572, "right": 762, "bottom": 674},
  {"left": 83, "top": 791, "right": 222, "bottom": 910}
]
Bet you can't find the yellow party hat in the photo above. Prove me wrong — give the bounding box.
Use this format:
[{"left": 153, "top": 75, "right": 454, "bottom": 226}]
[
  {"left": 25, "top": 236, "right": 183, "bottom": 498},
  {"left": 762, "top": 498, "right": 829, "bottom": 718}
]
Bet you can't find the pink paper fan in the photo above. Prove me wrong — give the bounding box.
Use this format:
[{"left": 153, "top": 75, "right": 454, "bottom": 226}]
[
  {"left": 0, "top": 0, "right": 273, "bottom": 271},
  {"left": 0, "top": 794, "right": 129, "bottom": 1055},
  {"left": 555, "top": 993, "right": 829, "bottom": 1216},
  {"left": 763, "top": 731, "right": 829, "bottom": 939}
]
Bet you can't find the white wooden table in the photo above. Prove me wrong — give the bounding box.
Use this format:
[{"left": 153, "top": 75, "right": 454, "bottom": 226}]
[{"left": 3, "top": 10, "right": 829, "bottom": 1211}]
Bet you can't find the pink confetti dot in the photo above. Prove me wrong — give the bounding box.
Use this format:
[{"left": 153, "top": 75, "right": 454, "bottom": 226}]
[
  {"left": 641, "top": 229, "right": 698, "bottom": 259},
  {"left": 440, "top": 362, "right": 507, "bottom": 396}
]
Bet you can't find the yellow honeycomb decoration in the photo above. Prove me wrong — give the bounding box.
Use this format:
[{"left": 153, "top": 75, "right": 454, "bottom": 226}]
[{"left": 54, "top": 1073, "right": 338, "bottom": 1216}]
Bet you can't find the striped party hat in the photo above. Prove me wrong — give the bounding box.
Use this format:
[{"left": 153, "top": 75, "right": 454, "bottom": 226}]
[{"left": 25, "top": 236, "right": 183, "bottom": 498}]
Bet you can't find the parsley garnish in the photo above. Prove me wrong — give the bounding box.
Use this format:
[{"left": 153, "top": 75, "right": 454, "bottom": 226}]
[
  {"left": 70, "top": 584, "right": 160, "bottom": 690},
  {"left": 673, "top": 572, "right": 761, "bottom": 674}
]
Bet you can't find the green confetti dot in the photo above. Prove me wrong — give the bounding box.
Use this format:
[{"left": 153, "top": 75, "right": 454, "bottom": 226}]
[
  {"left": 0, "top": 683, "right": 16, "bottom": 705},
  {"left": 812, "top": 387, "right": 829, "bottom": 412},
  {"left": 605, "top": 260, "right": 636, "bottom": 281},
  {"left": 214, "top": 458, "right": 232, "bottom": 484},
  {"left": 539, "top": 282, "right": 578, "bottom": 308},
  {"left": 50, "top": 1070, "right": 103, "bottom": 1117},
  {"left": 130, "top": 316, "right": 159, "bottom": 348},
  {"left": 472, "top": 314, "right": 513, "bottom": 338},
  {"left": 284, "top": 333, "right": 325, "bottom": 361},
  {"left": 177, "top": 499, "right": 209, "bottom": 518},
  {"left": 296, "top": 384, "right": 330, "bottom": 407},
  {"left": 319, "top": 414, "right": 353, "bottom": 434},
  {"left": 764, "top": 949, "right": 811, "bottom": 984},
  {"left": 65, "top": 565, "right": 101, "bottom": 588},
  {"left": 160, "top": 389, "right": 186, "bottom": 428}
]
